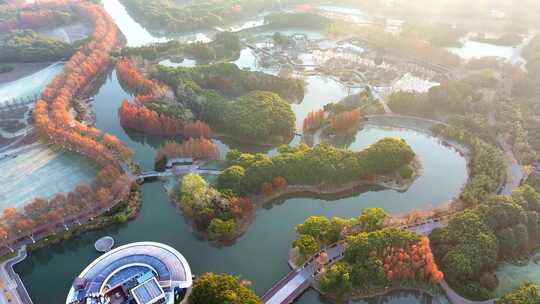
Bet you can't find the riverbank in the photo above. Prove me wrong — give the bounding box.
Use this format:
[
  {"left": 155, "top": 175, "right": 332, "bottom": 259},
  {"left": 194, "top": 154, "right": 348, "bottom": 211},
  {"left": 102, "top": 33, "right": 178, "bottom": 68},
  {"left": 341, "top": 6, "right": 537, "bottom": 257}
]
[
  {"left": 25, "top": 183, "right": 142, "bottom": 254},
  {"left": 0, "top": 62, "right": 56, "bottom": 84}
]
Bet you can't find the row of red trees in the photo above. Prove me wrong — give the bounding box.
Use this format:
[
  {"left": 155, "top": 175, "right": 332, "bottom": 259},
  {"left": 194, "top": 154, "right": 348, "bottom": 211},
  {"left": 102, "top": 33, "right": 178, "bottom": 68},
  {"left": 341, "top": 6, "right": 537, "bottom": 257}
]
[
  {"left": 118, "top": 100, "right": 211, "bottom": 138},
  {"left": 116, "top": 58, "right": 166, "bottom": 103},
  {"left": 383, "top": 237, "right": 444, "bottom": 284},
  {"left": 0, "top": 0, "right": 77, "bottom": 32},
  {"left": 155, "top": 138, "right": 220, "bottom": 164},
  {"left": 328, "top": 109, "right": 363, "bottom": 134},
  {"left": 0, "top": 1, "right": 135, "bottom": 248},
  {"left": 0, "top": 167, "right": 131, "bottom": 244}
]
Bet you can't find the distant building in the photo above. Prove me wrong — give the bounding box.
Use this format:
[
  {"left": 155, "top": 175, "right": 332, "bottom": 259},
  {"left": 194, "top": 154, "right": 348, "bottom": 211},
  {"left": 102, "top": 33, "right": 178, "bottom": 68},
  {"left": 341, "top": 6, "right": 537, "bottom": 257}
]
[{"left": 66, "top": 242, "right": 192, "bottom": 304}]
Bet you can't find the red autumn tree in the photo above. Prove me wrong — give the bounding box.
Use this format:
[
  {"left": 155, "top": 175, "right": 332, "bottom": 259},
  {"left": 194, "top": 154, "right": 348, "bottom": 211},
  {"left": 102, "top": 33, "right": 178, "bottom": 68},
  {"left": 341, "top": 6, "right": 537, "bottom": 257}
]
[
  {"left": 272, "top": 176, "right": 288, "bottom": 191},
  {"left": 155, "top": 138, "right": 219, "bottom": 164},
  {"left": 260, "top": 182, "right": 274, "bottom": 195},
  {"left": 303, "top": 109, "right": 325, "bottom": 133},
  {"left": 383, "top": 237, "right": 444, "bottom": 284},
  {"left": 328, "top": 108, "right": 362, "bottom": 134}
]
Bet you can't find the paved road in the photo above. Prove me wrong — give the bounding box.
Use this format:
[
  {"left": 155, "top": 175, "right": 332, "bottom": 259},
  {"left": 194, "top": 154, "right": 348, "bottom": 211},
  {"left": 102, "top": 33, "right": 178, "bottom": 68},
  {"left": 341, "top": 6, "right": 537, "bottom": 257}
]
[{"left": 0, "top": 246, "right": 31, "bottom": 304}]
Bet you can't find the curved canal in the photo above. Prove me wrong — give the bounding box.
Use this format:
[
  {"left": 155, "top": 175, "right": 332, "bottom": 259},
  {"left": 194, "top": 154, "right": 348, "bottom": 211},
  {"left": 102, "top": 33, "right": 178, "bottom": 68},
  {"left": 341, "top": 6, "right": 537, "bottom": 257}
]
[{"left": 16, "top": 2, "right": 466, "bottom": 303}]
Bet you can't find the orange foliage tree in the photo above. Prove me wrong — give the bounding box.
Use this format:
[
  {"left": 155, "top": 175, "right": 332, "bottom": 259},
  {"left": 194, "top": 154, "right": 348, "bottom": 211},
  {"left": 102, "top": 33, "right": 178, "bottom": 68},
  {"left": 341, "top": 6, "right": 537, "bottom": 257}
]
[
  {"left": 303, "top": 109, "right": 325, "bottom": 133},
  {"left": 119, "top": 100, "right": 211, "bottom": 139},
  {"left": 7, "top": 1, "right": 135, "bottom": 250},
  {"left": 155, "top": 138, "right": 219, "bottom": 164},
  {"left": 272, "top": 176, "right": 288, "bottom": 191},
  {"left": 328, "top": 108, "right": 362, "bottom": 134},
  {"left": 383, "top": 237, "right": 444, "bottom": 284},
  {"left": 115, "top": 58, "right": 165, "bottom": 103}
]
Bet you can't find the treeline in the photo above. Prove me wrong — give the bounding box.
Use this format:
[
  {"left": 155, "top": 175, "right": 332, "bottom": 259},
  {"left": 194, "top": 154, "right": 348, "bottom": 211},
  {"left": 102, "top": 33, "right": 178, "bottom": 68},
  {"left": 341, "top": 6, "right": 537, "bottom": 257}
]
[
  {"left": 303, "top": 108, "right": 363, "bottom": 137},
  {"left": 118, "top": 100, "right": 211, "bottom": 139},
  {"left": 119, "top": 0, "right": 283, "bottom": 34},
  {"left": 430, "top": 185, "right": 540, "bottom": 300},
  {"left": 115, "top": 58, "right": 166, "bottom": 103},
  {"left": 189, "top": 273, "right": 262, "bottom": 304},
  {"left": 0, "top": 167, "right": 131, "bottom": 246},
  {"left": 0, "top": 6, "right": 74, "bottom": 32},
  {"left": 8, "top": 1, "right": 134, "bottom": 248},
  {"left": 115, "top": 58, "right": 213, "bottom": 139},
  {"left": 0, "top": 30, "right": 77, "bottom": 63},
  {"left": 291, "top": 209, "right": 443, "bottom": 298},
  {"left": 433, "top": 125, "right": 505, "bottom": 207},
  {"left": 264, "top": 12, "right": 331, "bottom": 30},
  {"left": 387, "top": 80, "right": 484, "bottom": 118},
  {"left": 216, "top": 138, "right": 415, "bottom": 195},
  {"left": 154, "top": 63, "right": 305, "bottom": 103},
  {"left": 154, "top": 138, "right": 218, "bottom": 171},
  {"left": 120, "top": 32, "right": 242, "bottom": 63},
  {"left": 179, "top": 174, "right": 253, "bottom": 241},
  {"left": 154, "top": 63, "right": 304, "bottom": 144}
]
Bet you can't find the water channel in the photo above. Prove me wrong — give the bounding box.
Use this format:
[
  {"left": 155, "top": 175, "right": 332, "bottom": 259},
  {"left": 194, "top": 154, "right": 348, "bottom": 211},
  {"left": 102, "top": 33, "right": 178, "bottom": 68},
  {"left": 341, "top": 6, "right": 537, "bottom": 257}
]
[{"left": 15, "top": 2, "right": 468, "bottom": 303}]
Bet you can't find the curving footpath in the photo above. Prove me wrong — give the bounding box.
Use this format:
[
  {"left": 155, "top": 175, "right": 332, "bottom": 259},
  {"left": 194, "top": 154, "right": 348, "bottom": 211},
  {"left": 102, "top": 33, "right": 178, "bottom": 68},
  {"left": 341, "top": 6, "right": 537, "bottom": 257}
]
[{"left": 0, "top": 246, "right": 32, "bottom": 304}]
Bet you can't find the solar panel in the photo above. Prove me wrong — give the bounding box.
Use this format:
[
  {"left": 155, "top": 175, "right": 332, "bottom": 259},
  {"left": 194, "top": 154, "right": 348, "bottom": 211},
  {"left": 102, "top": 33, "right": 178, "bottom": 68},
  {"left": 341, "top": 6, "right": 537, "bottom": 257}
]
[{"left": 131, "top": 277, "right": 165, "bottom": 304}]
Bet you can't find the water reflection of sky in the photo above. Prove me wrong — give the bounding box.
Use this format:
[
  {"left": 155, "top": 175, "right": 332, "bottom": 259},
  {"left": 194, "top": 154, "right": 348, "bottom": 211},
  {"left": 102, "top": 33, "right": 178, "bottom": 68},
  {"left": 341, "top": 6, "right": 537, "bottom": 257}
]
[{"left": 447, "top": 33, "right": 533, "bottom": 65}]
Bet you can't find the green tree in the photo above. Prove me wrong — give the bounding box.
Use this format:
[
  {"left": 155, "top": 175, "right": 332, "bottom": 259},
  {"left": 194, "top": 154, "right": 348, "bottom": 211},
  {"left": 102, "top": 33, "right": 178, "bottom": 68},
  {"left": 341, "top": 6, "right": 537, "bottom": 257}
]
[
  {"left": 208, "top": 218, "right": 236, "bottom": 241},
  {"left": 217, "top": 165, "right": 246, "bottom": 195},
  {"left": 189, "top": 273, "right": 262, "bottom": 304},
  {"left": 319, "top": 262, "right": 352, "bottom": 295},
  {"left": 350, "top": 257, "right": 386, "bottom": 288},
  {"left": 499, "top": 282, "right": 540, "bottom": 304},
  {"left": 357, "top": 208, "right": 387, "bottom": 232},
  {"left": 293, "top": 234, "right": 320, "bottom": 261}
]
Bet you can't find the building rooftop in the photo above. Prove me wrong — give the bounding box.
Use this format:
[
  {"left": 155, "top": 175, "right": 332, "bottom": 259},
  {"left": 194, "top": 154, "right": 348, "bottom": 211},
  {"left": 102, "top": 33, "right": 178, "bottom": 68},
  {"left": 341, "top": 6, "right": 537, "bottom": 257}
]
[{"left": 66, "top": 242, "right": 192, "bottom": 304}]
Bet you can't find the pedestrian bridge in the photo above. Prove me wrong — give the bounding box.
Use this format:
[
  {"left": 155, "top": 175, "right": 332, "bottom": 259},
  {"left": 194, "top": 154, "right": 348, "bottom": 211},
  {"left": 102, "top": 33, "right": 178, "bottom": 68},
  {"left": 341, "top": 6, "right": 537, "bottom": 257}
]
[{"left": 136, "top": 166, "right": 221, "bottom": 183}]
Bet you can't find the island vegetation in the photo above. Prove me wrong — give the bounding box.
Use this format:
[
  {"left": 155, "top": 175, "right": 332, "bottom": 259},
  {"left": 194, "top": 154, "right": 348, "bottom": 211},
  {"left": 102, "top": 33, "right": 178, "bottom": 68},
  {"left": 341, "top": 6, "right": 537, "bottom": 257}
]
[
  {"left": 154, "top": 138, "right": 218, "bottom": 171},
  {"left": 303, "top": 90, "right": 379, "bottom": 145},
  {"left": 499, "top": 282, "right": 540, "bottom": 303},
  {"left": 119, "top": 31, "right": 242, "bottom": 63},
  {"left": 0, "top": 30, "right": 79, "bottom": 63},
  {"left": 291, "top": 209, "right": 444, "bottom": 301},
  {"left": 430, "top": 185, "right": 540, "bottom": 300},
  {"left": 217, "top": 137, "right": 416, "bottom": 196},
  {"left": 178, "top": 173, "right": 253, "bottom": 242},
  {"left": 153, "top": 63, "right": 304, "bottom": 145},
  {"left": 118, "top": 0, "right": 283, "bottom": 34}
]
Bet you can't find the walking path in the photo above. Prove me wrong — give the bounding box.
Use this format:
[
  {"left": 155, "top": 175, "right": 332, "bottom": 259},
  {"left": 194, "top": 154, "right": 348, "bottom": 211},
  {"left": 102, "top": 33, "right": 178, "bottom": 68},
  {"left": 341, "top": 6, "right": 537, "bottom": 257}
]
[
  {"left": 0, "top": 246, "right": 32, "bottom": 304},
  {"left": 497, "top": 134, "right": 524, "bottom": 195}
]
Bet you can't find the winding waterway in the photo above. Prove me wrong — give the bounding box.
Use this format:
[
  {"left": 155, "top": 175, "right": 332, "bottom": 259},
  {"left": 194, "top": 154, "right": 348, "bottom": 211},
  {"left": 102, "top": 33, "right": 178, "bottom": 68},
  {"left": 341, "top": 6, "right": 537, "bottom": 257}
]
[{"left": 15, "top": 3, "right": 467, "bottom": 303}]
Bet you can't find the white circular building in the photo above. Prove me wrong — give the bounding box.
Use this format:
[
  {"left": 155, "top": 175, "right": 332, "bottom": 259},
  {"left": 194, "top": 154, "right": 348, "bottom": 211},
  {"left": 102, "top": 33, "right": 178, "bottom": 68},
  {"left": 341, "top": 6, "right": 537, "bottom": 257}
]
[{"left": 66, "top": 242, "right": 192, "bottom": 304}]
